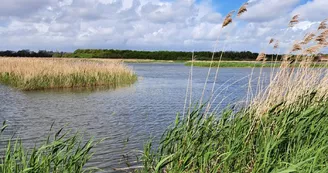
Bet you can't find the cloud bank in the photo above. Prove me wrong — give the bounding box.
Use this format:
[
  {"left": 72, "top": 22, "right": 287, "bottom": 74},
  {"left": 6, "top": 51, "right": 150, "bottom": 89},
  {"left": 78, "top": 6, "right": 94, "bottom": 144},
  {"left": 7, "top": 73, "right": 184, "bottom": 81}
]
[{"left": 0, "top": 0, "right": 327, "bottom": 53}]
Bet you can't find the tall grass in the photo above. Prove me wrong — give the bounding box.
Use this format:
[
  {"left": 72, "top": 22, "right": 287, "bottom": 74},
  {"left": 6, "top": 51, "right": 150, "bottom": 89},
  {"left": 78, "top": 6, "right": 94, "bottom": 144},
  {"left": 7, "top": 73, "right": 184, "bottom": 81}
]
[
  {"left": 0, "top": 122, "right": 102, "bottom": 173},
  {"left": 142, "top": 96, "right": 328, "bottom": 172},
  {"left": 141, "top": 2, "right": 328, "bottom": 173},
  {"left": 0, "top": 58, "right": 137, "bottom": 90}
]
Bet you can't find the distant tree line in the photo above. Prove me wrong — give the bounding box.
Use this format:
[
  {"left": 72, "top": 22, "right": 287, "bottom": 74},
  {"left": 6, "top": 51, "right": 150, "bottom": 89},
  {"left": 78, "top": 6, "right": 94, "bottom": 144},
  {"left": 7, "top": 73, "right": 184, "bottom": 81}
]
[
  {"left": 0, "top": 50, "right": 55, "bottom": 57},
  {"left": 0, "top": 49, "right": 290, "bottom": 61},
  {"left": 59, "top": 49, "right": 282, "bottom": 61}
]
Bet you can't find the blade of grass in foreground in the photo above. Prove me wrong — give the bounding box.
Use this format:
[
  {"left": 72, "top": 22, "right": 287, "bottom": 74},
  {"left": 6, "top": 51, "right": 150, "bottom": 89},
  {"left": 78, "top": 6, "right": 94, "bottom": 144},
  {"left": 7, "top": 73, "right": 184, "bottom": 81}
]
[{"left": 0, "top": 122, "right": 102, "bottom": 173}]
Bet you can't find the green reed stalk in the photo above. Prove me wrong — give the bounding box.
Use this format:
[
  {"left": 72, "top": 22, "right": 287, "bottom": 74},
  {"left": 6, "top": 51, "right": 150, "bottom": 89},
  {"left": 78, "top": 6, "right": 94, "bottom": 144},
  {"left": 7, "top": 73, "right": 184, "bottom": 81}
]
[{"left": 0, "top": 123, "right": 102, "bottom": 173}]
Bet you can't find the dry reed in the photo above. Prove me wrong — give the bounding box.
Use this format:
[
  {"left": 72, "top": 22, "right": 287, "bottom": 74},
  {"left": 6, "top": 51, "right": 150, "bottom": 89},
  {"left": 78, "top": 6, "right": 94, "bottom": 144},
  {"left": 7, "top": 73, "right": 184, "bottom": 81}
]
[
  {"left": 273, "top": 42, "right": 279, "bottom": 49},
  {"left": 237, "top": 3, "right": 248, "bottom": 16},
  {"left": 289, "top": 14, "right": 300, "bottom": 27},
  {"left": 222, "top": 11, "right": 235, "bottom": 28},
  {"left": 250, "top": 28, "right": 328, "bottom": 118},
  {"left": 292, "top": 43, "right": 302, "bottom": 52},
  {"left": 256, "top": 53, "right": 266, "bottom": 61},
  {"left": 301, "top": 33, "right": 316, "bottom": 44},
  {"left": 318, "top": 19, "right": 328, "bottom": 30},
  {"left": 0, "top": 58, "right": 137, "bottom": 90}
]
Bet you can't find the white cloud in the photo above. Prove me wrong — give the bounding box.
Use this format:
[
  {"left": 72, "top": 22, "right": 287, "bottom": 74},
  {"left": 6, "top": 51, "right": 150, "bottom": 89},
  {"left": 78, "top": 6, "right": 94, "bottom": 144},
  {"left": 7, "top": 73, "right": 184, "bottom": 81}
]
[
  {"left": 292, "top": 0, "right": 328, "bottom": 21},
  {"left": 0, "top": 0, "right": 326, "bottom": 53},
  {"left": 241, "top": 0, "right": 300, "bottom": 22}
]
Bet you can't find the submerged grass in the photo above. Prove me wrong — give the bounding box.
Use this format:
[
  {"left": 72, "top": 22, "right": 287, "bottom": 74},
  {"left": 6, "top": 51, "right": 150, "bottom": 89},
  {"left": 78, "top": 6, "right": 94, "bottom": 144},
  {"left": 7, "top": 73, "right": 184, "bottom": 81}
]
[
  {"left": 0, "top": 122, "right": 102, "bottom": 173},
  {"left": 0, "top": 58, "right": 137, "bottom": 90}
]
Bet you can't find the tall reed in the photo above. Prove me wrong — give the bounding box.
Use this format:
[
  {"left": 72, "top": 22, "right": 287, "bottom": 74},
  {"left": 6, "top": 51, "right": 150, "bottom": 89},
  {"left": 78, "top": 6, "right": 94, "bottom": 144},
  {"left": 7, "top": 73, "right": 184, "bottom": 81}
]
[
  {"left": 142, "top": 2, "right": 328, "bottom": 173},
  {"left": 0, "top": 58, "right": 137, "bottom": 90}
]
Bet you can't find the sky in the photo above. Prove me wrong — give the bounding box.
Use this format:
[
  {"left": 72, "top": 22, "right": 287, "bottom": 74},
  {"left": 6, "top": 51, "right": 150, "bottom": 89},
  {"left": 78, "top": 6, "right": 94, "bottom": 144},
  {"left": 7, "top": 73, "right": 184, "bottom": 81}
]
[{"left": 0, "top": 0, "right": 327, "bottom": 52}]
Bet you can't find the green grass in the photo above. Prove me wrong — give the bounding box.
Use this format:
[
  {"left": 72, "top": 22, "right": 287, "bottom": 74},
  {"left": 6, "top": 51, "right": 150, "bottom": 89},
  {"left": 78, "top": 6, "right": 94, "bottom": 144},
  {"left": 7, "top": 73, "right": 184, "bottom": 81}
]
[
  {"left": 185, "top": 61, "right": 328, "bottom": 68},
  {"left": 0, "top": 122, "right": 102, "bottom": 173},
  {"left": 142, "top": 91, "right": 328, "bottom": 172},
  {"left": 185, "top": 61, "right": 278, "bottom": 68},
  {"left": 122, "top": 59, "right": 186, "bottom": 63}
]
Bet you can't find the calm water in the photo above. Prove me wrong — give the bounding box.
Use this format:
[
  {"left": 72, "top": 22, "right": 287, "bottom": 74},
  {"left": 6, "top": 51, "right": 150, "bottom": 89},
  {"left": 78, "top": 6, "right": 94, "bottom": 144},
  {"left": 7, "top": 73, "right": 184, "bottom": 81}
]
[{"left": 0, "top": 63, "right": 272, "bottom": 172}]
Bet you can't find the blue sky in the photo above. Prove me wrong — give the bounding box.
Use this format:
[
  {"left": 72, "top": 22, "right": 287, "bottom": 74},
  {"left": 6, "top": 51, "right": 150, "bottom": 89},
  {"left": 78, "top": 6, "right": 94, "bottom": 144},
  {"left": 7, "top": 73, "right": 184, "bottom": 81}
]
[
  {"left": 204, "top": 0, "right": 309, "bottom": 15},
  {"left": 0, "top": 0, "right": 327, "bottom": 53}
]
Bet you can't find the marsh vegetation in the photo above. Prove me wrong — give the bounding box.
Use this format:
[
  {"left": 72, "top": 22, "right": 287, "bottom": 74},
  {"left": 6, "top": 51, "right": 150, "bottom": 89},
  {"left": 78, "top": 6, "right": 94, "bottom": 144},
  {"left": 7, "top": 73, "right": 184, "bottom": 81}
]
[
  {"left": 0, "top": 58, "right": 137, "bottom": 91},
  {"left": 141, "top": 3, "right": 328, "bottom": 173}
]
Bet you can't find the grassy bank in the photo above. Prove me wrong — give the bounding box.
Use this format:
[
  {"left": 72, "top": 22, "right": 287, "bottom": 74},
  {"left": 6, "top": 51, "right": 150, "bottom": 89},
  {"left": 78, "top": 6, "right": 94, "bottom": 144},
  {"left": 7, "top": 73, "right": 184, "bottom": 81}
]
[
  {"left": 185, "top": 61, "right": 276, "bottom": 67},
  {"left": 0, "top": 58, "right": 137, "bottom": 90},
  {"left": 121, "top": 59, "right": 182, "bottom": 63},
  {"left": 185, "top": 61, "right": 328, "bottom": 68}
]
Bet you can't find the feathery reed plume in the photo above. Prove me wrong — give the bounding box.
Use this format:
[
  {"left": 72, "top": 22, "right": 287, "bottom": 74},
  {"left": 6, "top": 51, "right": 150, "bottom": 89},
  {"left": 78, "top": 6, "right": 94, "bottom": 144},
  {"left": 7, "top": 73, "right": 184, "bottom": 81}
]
[
  {"left": 305, "top": 45, "right": 322, "bottom": 54},
  {"left": 269, "top": 38, "right": 275, "bottom": 44},
  {"left": 283, "top": 54, "right": 290, "bottom": 61},
  {"left": 274, "top": 42, "right": 279, "bottom": 49},
  {"left": 222, "top": 11, "right": 235, "bottom": 28},
  {"left": 256, "top": 53, "right": 266, "bottom": 61},
  {"left": 292, "top": 43, "right": 302, "bottom": 52},
  {"left": 318, "top": 19, "right": 328, "bottom": 30},
  {"left": 237, "top": 3, "right": 248, "bottom": 16},
  {"left": 321, "top": 29, "right": 328, "bottom": 37},
  {"left": 316, "top": 35, "right": 327, "bottom": 45},
  {"left": 301, "top": 33, "right": 316, "bottom": 44},
  {"left": 289, "top": 14, "right": 300, "bottom": 27}
]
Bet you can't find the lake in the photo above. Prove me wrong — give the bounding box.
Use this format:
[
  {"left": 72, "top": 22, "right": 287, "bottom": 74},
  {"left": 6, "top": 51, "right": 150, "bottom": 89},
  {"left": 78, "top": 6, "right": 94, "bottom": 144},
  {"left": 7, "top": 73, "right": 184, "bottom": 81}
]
[{"left": 0, "top": 63, "right": 272, "bottom": 172}]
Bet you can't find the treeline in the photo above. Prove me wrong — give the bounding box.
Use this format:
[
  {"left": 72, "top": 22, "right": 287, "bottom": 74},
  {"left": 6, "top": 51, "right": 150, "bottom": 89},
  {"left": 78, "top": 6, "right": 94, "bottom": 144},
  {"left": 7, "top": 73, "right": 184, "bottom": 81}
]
[
  {"left": 61, "top": 49, "right": 271, "bottom": 61},
  {"left": 0, "top": 50, "right": 54, "bottom": 57},
  {"left": 0, "top": 49, "right": 289, "bottom": 61}
]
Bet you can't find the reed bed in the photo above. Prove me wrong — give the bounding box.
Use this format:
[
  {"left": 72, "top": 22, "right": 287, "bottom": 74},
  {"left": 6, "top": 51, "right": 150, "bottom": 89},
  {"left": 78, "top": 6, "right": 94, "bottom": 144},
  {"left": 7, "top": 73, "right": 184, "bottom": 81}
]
[
  {"left": 141, "top": 2, "right": 328, "bottom": 173},
  {"left": 0, "top": 58, "right": 137, "bottom": 90},
  {"left": 0, "top": 122, "right": 102, "bottom": 173}
]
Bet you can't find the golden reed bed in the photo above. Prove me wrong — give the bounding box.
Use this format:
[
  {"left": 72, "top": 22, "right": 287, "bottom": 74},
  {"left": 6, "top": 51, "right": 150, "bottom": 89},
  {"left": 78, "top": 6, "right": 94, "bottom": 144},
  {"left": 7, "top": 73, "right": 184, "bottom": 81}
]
[{"left": 0, "top": 57, "right": 137, "bottom": 90}]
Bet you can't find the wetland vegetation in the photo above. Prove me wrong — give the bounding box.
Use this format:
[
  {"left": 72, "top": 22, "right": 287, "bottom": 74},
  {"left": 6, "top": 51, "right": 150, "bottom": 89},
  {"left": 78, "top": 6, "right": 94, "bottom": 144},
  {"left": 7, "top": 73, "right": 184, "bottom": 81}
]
[
  {"left": 1, "top": 1, "right": 328, "bottom": 173},
  {"left": 0, "top": 58, "right": 137, "bottom": 91}
]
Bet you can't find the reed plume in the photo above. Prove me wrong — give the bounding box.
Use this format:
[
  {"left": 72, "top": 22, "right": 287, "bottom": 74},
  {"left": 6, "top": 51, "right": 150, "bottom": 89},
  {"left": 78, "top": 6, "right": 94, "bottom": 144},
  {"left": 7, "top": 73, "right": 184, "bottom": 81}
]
[
  {"left": 316, "top": 35, "right": 327, "bottom": 45},
  {"left": 274, "top": 42, "right": 279, "bottom": 49},
  {"left": 289, "top": 14, "right": 300, "bottom": 27},
  {"left": 321, "top": 29, "right": 328, "bottom": 37},
  {"left": 222, "top": 11, "right": 235, "bottom": 28},
  {"left": 301, "top": 33, "right": 316, "bottom": 45},
  {"left": 292, "top": 43, "right": 302, "bottom": 52},
  {"left": 256, "top": 53, "right": 266, "bottom": 61},
  {"left": 318, "top": 19, "right": 328, "bottom": 30},
  {"left": 305, "top": 45, "right": 322, "bottom": 54},
  {"left": 237, "top": 3, "right": 248, "bottom": 16}
]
